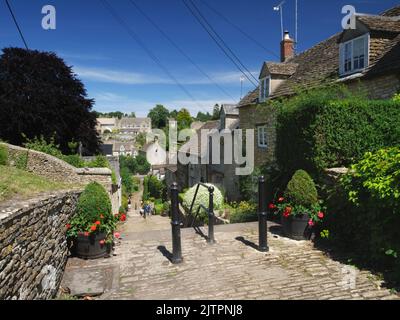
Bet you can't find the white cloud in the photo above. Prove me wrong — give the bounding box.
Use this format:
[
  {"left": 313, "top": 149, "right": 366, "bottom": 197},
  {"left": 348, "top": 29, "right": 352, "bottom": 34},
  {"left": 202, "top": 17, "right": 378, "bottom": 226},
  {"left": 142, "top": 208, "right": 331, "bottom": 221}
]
[{"left": 73, "top": 65, "right": 257, "bottom": 86}]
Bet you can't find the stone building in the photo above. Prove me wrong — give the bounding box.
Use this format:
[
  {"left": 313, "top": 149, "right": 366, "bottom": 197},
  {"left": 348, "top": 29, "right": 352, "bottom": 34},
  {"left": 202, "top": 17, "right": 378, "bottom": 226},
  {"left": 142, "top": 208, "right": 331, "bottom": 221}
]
[
  {"left": 96, "top": 117, "right": 152, "bottom": 137},
  {"left": 238, "top": 5, "right": 400, "bottom": 169}
]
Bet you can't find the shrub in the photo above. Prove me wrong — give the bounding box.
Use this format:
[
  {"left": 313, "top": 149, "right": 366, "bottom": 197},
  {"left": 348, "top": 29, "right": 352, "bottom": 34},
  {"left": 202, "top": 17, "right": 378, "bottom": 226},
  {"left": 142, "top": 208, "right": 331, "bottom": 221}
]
[
  {"left": 121, "top": 167, "right": 134, "bottom": 194},
  {"left": 182, "top": 184, "right": 223, "bottom": 221},
  {"left": 333, "top": 147, "right": 400, "bottom": 276},
  {"left": 276, "top": 85, "right": 400, "bottom": 176},
  {"left": 230, "top": 201, "right": 257, "bottom": 223},
  {"left": 154, "top": 203, "right": 164, "bottom": 215},
  {"left": 86, "top": 155, "right": 109, "bottom": 168},
  {"left": 63, "top": 154, "right": 85, "bottom": 168},
  {"left": 143, "top": 175, "right": 164, "bottom": 201},
  {"left": 284, "top": 170, "right": 318, "bottom": 207},
  {"left": 0, "top": 144, "right": 8, "bottom": 165},
  {"left": 67, "top": 182, "right": 116, "bottom": 242}
]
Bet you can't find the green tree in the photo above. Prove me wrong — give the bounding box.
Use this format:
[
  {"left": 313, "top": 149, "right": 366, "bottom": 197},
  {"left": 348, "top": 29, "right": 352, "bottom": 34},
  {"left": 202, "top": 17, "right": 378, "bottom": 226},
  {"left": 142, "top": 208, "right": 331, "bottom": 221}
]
[
  {"left": 0, "top": 48, "right": 100, "bottom": 154},
  {"left": 212, "top": 104, "right": 220, "bottom": 120},
  {"left": 196, "top": 111, "right": 212, "bottom": 122},
  {"left": 135, "top": 132, "right": 146, "bottom": 149},
  {"left": 148, "top": 104, "right": 170, "bottom": 129},
  {"left": 176, "top": 108, "right": 193, "bottom": 131},
  {"left": 169, "top": 109, "right": 178, "bottom": 119}
]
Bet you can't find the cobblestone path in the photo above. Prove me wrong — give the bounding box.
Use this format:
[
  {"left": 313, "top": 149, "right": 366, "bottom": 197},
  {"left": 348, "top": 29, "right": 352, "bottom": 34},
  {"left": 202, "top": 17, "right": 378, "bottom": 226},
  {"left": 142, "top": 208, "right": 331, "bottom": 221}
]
[{"left": 63, "top": 219, "right": 399, "bottom": 300}]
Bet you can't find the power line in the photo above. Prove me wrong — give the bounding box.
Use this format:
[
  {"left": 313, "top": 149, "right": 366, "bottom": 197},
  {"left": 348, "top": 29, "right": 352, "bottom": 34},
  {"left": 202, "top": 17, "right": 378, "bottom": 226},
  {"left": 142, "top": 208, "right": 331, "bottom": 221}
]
[
  {"left": 4, "top": 0, "right": 29, "bottom": 49},
  {"left": 127, "top": 0, "right": 237, "bottom": 102},
  {"left": 185, "top": 0, "right": 258, "bottom": 85},
  {"left": 182, "top": 0, "right": 258, "bottom": 87},
  {"left": 198, "top": 0, "right": 280, "bottom": 60},
  {"left": 99, "top": 0, "right": 207, "bottom": 112}
]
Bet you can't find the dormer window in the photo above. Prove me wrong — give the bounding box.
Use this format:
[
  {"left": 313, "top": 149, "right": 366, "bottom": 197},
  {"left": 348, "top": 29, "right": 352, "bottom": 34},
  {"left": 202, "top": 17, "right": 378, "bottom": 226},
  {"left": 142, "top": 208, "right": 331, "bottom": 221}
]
[
  {"left": 259, "top": 77, "right": 270, "bottom": 102},
  {"left": 340, "top": 33, "right": 369, "bottom": 76}
]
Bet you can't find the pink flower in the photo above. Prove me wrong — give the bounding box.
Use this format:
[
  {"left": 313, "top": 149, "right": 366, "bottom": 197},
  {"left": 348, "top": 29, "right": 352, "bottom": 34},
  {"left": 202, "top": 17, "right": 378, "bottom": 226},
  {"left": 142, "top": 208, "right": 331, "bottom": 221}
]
[
  {"left": 318, "top": 212, "right": 324, "bottom": 219},
  {"left": 99, "top": 240, "right": 105, "bottom": 245},
  {"left": 278, "top": 197, "right": 285, "bottom": 203},
  {"left": 308, "top": 219, "right": 315, "bottom": 227},
  {"left": 114, "top": 232, "right": 121, "bottom": 239},
  {"left": 84, "top": 232, "right": 89, "bottom": 237}
]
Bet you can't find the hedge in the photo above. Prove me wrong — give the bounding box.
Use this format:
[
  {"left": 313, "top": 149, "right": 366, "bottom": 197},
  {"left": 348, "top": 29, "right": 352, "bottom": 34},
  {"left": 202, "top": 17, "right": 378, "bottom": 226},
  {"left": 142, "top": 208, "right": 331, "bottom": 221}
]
[{"left": 276, "top": 86, "right": 400, "bottom": 176}]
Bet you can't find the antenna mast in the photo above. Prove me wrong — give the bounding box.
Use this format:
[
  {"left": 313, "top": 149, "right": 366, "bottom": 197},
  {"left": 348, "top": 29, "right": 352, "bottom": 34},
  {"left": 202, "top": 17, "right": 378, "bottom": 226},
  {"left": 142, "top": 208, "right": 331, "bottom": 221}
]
[{"left": 273, "top": 1, "right": 285, "bottom": 40}]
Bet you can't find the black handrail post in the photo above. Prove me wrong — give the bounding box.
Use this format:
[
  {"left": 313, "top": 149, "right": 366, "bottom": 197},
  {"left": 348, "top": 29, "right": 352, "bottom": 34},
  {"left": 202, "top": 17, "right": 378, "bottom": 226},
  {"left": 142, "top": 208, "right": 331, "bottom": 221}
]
[
  {"left": 170, "top": 182, "right": 183, "bottom": 264},
  {"left": 207, "top": 186, "right": 216, "bottom": 244},
  {"left": 258, "top": 176, "right": 269, "bottom": 252}
]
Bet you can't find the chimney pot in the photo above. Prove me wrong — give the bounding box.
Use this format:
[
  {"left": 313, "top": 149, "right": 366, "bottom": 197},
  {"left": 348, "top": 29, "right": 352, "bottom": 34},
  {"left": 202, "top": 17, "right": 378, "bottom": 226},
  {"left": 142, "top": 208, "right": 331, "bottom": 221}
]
[{"left": 280, "top": 31, "right": 294, "bottom": 62}]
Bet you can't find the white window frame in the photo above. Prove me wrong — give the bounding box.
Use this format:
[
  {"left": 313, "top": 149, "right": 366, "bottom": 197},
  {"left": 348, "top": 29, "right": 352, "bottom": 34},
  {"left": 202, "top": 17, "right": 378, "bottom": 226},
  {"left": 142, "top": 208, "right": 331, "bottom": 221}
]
[
  {"left": 339, "top": 33, "right": 370, "bottom": 76},
  {"left": 257, "top": 125, "right": 268, "bottom": 148},
  {"left": 259, "top": 77, "right": 271, "bottom": 102}
]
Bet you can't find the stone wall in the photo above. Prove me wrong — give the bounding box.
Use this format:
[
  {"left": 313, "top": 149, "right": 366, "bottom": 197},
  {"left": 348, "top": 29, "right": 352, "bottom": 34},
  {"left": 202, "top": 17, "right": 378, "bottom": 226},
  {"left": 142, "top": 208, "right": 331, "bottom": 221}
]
[
  {"left": 2, "top": 143, "right": 120, "bottom": 214},
  {"left": 0, "top": 191, "right": 81, "bottom": 300},
  {"left": 238, "top": 104, "right": 277, "bottom": 168},
  {"left": 347, "top": 73, "right": 400, "bottom": 100}
]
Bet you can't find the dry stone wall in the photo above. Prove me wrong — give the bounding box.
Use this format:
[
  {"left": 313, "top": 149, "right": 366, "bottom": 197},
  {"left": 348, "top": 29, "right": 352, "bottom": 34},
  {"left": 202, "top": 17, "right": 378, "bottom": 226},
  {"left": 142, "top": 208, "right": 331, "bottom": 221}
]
[{"left": 0, "top": 191, "right": 81, "bottom": 300}]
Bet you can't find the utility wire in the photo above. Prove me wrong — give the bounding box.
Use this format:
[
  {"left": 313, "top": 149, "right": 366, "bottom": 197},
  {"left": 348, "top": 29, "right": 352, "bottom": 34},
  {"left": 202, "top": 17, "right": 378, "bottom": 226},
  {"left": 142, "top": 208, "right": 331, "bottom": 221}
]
[
  {"left": 4, "top": 0, "right": 29, "bottom": 49},
  {"left": 182, "top": 0, "right": 258, "bottom": 87},
  {"left": 99, "top": 0, "right": 207, "bottom": 112},
  {"left": 199, "top": 0, "right": 280, "bottom": 60},
  {"left": 128, "top": 0, "right": 237, "bottom": 102}
]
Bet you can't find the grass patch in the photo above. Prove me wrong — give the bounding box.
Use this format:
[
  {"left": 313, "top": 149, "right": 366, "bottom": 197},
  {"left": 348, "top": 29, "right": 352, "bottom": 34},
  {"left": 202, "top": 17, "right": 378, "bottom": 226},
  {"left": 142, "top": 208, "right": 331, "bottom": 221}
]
[{"left": 0, "top": 165, "right": 73, "bottom": 202}]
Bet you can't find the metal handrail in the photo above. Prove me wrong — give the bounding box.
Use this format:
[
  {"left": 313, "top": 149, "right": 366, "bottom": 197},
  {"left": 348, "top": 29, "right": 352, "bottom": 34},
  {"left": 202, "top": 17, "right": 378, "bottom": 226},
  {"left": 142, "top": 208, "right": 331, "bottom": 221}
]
[{"left": 187, "top": 183, "right": 215, "bottom": 244}]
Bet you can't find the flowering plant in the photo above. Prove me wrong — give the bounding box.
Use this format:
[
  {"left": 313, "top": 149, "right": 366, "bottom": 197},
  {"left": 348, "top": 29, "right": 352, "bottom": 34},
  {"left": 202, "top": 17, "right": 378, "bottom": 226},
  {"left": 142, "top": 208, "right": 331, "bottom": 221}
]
[
  {"left": 269, "top": 170, "right": 326, "bottom": 228},
  {"left": 269, "top": 196, "right": 326, "bottom": 227},
  {"left": 66, "top": 182, "right": 117, "bottom": 244}
]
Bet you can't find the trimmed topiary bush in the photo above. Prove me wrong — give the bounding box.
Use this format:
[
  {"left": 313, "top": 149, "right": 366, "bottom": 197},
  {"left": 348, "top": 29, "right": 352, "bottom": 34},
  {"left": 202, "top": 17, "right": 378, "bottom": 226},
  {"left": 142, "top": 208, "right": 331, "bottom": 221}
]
[
  {"left": 284, "top": 170, "right": 318, "bottom": 207},
  {"left": 0, "top": 144, "right": 8, "bottom": 165},
  {"left": 67, "top": 182, "right": 116, "bottom": 242}
]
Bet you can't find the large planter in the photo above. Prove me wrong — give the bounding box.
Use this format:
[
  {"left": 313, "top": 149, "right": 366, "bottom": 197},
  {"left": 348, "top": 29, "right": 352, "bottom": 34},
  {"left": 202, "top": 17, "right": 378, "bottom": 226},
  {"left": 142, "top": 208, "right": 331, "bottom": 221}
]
[
  {"left": 281, "top": 214, "right": 311, "bottom": 240},
  {"left": 73, "top": 232, "right": 111, "bottom": 260}
]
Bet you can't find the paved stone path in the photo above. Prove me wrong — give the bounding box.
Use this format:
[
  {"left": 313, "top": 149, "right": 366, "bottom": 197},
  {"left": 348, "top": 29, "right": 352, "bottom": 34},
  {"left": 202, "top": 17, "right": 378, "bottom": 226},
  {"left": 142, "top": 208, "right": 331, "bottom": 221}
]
[{"left": 62, "top": 217, "right": 399, "bottom": 300}]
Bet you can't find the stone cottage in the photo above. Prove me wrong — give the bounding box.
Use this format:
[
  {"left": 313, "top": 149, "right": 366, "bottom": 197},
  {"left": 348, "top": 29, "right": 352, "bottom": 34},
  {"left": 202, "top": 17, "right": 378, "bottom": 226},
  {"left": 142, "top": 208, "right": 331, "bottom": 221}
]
[{"left": 238, "top": 5, "right": 400, "bottom": 169}]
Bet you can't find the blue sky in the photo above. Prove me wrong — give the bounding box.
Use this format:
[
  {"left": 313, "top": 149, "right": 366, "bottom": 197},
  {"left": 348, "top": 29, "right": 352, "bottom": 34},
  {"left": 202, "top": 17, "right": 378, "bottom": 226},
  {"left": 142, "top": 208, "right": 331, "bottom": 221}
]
[{"left": 1, "top": 0, "right": 398, "bottom": 116}]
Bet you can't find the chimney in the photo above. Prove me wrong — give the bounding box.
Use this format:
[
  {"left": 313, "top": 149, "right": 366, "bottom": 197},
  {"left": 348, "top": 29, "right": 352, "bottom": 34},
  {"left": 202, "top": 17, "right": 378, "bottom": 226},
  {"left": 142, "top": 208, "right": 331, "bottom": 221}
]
[{"left": 280, "top": 31, "right": 294, "bottom": 62}]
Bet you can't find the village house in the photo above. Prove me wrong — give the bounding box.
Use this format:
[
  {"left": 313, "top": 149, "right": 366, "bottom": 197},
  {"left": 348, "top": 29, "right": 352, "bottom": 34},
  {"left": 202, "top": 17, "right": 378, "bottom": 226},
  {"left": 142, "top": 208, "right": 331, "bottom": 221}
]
[
  {"left": 96, "top": 117, "right": 152, "bottom": 137},
  {"left": 239, "top": 5, "right": 400, "bottom": 169}
]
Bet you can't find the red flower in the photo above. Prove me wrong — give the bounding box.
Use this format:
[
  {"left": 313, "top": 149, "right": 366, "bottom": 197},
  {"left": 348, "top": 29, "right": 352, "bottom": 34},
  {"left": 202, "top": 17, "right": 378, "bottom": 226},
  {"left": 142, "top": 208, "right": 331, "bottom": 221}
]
[
  {"left": 120, "top": 214, "right": 126, "bottom": 222},
  {"left": 66, "top": 224, "right": 71, "bottom": 229},
  {"left": 84, "top": 232, "right": 89, "bottom": 237},
  {"left": 90, "top": 225, "right": 97, "bottom": 232},
  {"left": 114, "top": 232, "right": 121, "bottom": 239},
  {"left": 285, "top": 206, "right": 292, "bottom": 214},
  {"left": 278, "top": 197, "right": 285, "bottom": 203},
  {"left": 95, "top": 220, "right": 101, "bottom": 225},
  {"left": 268, "top": 203, "right": 276, "bottom": 210},
  {"left": 318, "top": 212, "right": 324, "bottom": 219},
  {"left": 283, "top": 211, "right": 290, "bottom": 218},
  {"left": 99, "top": 240, "right": 105, "bottom": 245},
  {"left": 308, "top": 219, "right": 315, "bottom": 227}
]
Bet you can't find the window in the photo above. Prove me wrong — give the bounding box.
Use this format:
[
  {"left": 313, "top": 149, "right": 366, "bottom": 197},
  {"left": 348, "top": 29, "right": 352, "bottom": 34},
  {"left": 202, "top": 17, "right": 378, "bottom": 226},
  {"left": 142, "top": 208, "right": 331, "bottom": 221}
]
[
  {"left": 259, "top": 77, "right": 270, "bottom": 102},
  {"left": 340, "top": 34, "right": 369, "bottom": 75},
  {"left": 257, "top": 125, "right": 268, "bottom": 148}
]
